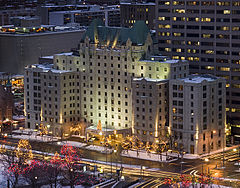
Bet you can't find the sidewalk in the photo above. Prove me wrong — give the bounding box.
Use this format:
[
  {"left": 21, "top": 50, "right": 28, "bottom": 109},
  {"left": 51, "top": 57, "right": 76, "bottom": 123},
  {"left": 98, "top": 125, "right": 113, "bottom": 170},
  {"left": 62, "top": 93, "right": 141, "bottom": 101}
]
[
  {"left": 121, "top": 150, "right": 177, "bottom": 162},
  {"left": 164, "top": 145, "right": 240, "bottom": 160}
]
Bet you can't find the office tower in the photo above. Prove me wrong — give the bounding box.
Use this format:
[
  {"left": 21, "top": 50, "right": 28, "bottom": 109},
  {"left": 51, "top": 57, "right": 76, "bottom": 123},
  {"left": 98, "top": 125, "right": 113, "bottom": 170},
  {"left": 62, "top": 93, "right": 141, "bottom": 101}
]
[
  {"left": 120, "top": 0, "right": 155, "bottom": 29},
  {"left": 156, "top": 0, "right": 240, "bottom": 129}
]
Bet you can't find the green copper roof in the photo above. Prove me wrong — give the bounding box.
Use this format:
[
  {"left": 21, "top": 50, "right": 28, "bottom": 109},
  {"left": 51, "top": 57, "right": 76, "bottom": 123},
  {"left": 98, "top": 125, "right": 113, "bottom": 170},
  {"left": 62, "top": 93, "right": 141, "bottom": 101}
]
[
  {"left": 82, "top": 19, "right": 151, "bottom": 46},
  {"left": 6, "top": 78, "right": 12, "bottom": 87}
]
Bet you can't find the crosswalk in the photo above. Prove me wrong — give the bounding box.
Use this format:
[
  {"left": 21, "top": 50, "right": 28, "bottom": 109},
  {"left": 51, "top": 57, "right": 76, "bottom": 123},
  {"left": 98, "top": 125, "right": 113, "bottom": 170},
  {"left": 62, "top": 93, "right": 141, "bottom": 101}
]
[
  {"left": 201, "top": 149, "right": 240, "bottom": 162},
  {"left": 134, "top": 178, "right": 165, "bottom": 188}
]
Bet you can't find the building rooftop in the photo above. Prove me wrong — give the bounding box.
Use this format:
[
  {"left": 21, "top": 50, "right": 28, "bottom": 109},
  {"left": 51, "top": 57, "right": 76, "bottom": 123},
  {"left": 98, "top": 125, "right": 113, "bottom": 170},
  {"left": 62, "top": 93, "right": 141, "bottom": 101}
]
[
  {"left": 82, "top": 19, "right": 151, "bottom": 46},
  {"left": 120, "top": 2, "right": 155, "bottom": 5},
  {"left": 28, "top": 64, "right": 72, "bottom": 74},
  {"left": 180, "top": 74, "right": 219, "bottom": 83},
  {"left": 55, "top": 52, "right": 73, "bottom": 56},
  {"left": 133, "top": 77, "right": 165, "bottom": 82},
  {"left": 0, "top": 25, "right": 85, "bottom": 35}
]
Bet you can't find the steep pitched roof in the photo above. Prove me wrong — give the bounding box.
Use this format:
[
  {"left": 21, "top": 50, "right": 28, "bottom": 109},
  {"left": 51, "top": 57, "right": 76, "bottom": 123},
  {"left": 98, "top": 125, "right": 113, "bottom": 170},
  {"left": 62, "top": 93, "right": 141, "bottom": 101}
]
[{"left": 82, "top": 19, "right": 151, "bottom": 46}]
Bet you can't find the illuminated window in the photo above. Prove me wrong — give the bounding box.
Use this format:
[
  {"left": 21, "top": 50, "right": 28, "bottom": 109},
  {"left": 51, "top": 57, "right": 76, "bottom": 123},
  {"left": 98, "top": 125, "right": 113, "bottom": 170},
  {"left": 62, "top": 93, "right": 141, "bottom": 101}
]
[
  {"left": 202, "top": 34, "right": 211, "bottom": 38},
  {"left": 158, "top": 24, "right": 171, "bottom": 29},
  {"left": 205, "top": 66, "right": 214, "bottom": 70},
  {"left": 224, "top": 10, "right": 230, "bottom": 14},
  {"left": 218, "top": 67, "right": 230, "bottom": 71},
  {"left": 146, "top": 8, "right": 148, "bottom": 12},
  {"left": 165, "top": 48, "right": 171, "bottom": 52},
  {"left": 158, "top": 17, "right": 165, "bottom": 21},
  {"left": 201, "top": 18, "right": 211, "bottom": 22},
  {"left": 173, "top": 108, "right": 176, "bottom": 113},
  {"left": 232, "top": 27, "right": 240, "bottom": 31},
  {"left": 205, "top": 50, "right": 214, "bottom": 54}
]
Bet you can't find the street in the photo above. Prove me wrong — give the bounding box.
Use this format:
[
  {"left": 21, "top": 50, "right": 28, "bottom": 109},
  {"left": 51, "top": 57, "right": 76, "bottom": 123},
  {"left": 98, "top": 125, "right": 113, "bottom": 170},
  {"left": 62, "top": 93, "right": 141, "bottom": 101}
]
[{"left": 1, "top": 137, "right": 240, "bottom": 187}]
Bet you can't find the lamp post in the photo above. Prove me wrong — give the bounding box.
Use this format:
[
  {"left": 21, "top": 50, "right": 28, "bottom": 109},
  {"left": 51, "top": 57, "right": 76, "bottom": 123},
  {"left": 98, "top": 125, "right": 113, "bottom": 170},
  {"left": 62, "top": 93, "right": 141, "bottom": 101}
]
[{"left": 180, "top": 151, "right": 185, "bottom": 174}]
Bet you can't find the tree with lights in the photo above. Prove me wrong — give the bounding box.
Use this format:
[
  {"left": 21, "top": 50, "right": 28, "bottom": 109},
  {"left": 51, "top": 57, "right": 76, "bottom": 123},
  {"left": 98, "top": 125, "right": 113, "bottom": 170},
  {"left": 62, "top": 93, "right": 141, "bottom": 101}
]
[
  {"left": 145, "top": 142, "right": 151, "bottom": 156},
  {"left": 45, "top": 152, "right": 62, "bottom": 188},
  {"left": 132, "top": 136, "right": 144, "bottom": 157},
  {"left": 0, "top": 140, "right": 33, "bottom": 188},
  {"left": 39, "top": 123, "right": 48, "bottom": 136},
  {"left": 122, "top": 136, "right": 133, "bottom": 153},
  {"left": 22, "top": 160, "right": 45, "bottom": 188},
  {"left": 60, "top": 144, "right": 82, "bottom": 188},
  {"left": 15, "top": 139, "right": 33, "bottom": 164},
  {"left": 0, "top": 145, "right": 21, "bottom": 188}
]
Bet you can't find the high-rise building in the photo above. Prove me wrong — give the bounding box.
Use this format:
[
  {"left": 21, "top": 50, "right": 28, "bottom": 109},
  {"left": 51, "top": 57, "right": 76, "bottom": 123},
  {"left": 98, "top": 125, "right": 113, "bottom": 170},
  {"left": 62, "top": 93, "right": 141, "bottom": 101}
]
[
  {"left": 169, "top": 75, "right": 226, "bottom": 154},
  {"left": 120, "top": 0, "right": 155, "bottom": 29},
  {"left": 155, "top": 0, "right": 240, "bottom": 128},
  {"left": 49, "top": 5, "right": 120, "bottom": 27}
]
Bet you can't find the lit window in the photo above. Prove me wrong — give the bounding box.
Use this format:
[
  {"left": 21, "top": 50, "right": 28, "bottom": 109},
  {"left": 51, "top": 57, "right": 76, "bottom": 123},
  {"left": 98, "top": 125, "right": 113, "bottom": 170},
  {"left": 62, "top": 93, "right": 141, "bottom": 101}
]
[{"left": 224, "top": 10, "right": 230, "bottom": 14}]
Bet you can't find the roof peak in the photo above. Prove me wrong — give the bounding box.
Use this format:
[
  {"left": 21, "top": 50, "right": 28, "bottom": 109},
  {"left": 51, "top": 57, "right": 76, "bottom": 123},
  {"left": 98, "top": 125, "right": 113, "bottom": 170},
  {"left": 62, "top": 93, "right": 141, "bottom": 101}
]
[{"left": 82, "top": 19, "right": 151, "bottom": 46}]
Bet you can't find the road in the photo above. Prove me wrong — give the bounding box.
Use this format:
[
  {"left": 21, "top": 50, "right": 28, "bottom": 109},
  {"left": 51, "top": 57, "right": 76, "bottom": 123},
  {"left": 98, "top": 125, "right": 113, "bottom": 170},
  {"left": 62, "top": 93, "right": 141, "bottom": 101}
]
[{"left": 2, "top": 137, "right": 240, "bottom": 187}]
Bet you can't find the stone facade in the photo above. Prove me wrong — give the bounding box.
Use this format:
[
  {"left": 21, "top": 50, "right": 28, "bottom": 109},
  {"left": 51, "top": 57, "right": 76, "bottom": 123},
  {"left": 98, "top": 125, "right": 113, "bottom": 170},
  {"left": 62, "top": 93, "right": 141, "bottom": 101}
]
[{"left": 169, "top": 75, "right": 226, "bottom": 154}]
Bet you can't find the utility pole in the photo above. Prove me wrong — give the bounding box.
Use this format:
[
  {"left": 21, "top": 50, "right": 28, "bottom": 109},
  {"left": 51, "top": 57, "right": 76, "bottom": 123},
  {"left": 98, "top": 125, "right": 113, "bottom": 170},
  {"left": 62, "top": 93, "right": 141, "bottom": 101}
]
[{"left": 222, "top": 132, "right": 225, "bottom": 168}]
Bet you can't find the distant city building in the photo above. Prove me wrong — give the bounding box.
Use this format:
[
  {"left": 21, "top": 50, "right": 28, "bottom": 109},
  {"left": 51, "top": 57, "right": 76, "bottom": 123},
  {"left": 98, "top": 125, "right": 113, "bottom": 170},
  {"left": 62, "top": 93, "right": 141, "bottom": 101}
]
[
  {"left": 38, "top": 4, "right": 120, "bottom": 26},
  {"left": 0, "top": 8, "right": 36, "bottom": 26},
  {"left": 169, "top": 75, "right": 226, "bottom": 154},
  {"left": 120, "top": 1, "right": 155, "bottom": 29},
  {"left": 49, "top": 5, "right": 120, "bottom": 26},
  {"left": 0, "top": 80, "right": 14, "bottom": 122},
  {"left": 11, "top": 16, "right": 41, "bottom": 27},
  {"left": 155, "top": 0, "right": 240, "bottom": 130},
  {"left": 0, "top": 21, "right": 85, "bottom": 74},
  {"left": 84, "top": 0, "right": 120, "bottom": 5}
]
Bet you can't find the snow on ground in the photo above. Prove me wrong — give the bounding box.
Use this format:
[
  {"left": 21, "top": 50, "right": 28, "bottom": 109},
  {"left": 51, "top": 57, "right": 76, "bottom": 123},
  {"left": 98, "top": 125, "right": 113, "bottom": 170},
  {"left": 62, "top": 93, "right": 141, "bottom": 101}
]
[
  {"left": 162, "top": 151, "right": 199, "bottom": 160},
  {"left": 0, "top": 156, "right": 7, "bottom": 187},
  {"left": 121, "top": 150, "right": 177, "bottom": 162},
  {"left": 185, "top": 184, "right": 230, "bottom": 188},
  {"left": 42, "top": 185, "right": 85, "bottom": 188},
  {"left": 11, "top": 134, "right": 58, "bottom": 142},
  {"left": 58, "top": 141, "right": 87, "bottom": 148},
  {"left": 11, "top": 129, "right": 58, "bottom": 142},
  {"left": 85, "top": 145, "right": 112, "bottom": 154}
]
